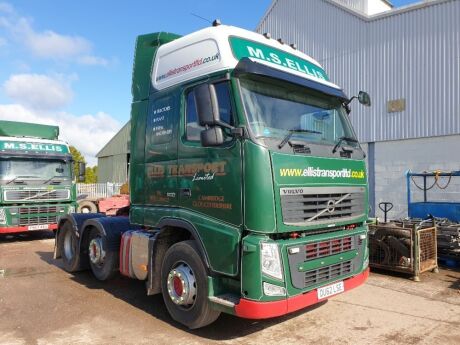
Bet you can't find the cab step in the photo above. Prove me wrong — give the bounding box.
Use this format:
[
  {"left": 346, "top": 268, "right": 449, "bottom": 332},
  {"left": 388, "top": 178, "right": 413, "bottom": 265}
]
[{"left": 208, "top": 293, "right": 240, "bottom": 307}]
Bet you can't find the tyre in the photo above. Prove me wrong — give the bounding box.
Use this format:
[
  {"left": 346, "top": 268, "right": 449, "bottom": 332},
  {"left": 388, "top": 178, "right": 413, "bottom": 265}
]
[
  {"left": 87, "top": 228, "right": 118, "bottom": 281},
  {"left": 57, "top": 221, "right": 80, "bottom": 272},
  {"left": 161, "top": 240, "right": 220, "bottom": 329},
  {"left": 77, "top": 200, "right": 98, "bottom": 213}
]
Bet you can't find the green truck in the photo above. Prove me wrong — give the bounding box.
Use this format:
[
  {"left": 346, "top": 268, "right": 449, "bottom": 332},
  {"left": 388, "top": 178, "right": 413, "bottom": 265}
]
[
  {"left": 55, "top": 23, "right": 371, "bottom": 329},
  {"left": 0, "top": 120, "right": 78, "bottom": 234}
]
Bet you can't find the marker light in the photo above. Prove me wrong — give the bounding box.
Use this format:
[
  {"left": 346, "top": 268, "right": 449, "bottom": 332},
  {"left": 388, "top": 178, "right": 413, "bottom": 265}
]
[{"left": 260, "top": 242, "right": 283, "bottom": 280}]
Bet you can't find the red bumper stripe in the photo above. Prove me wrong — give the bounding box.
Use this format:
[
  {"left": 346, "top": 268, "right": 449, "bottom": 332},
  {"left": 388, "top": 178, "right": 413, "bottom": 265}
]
[
  {"left": 235, "top": 268, "right": 369, "bottom": 319},
  {"left": 0, "top": 224, "right": 58, "bottom": 234}
]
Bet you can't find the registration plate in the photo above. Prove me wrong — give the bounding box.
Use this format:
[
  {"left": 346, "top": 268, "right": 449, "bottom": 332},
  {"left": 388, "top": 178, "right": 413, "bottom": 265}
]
[
  {"left": 317, "top": 281, "right": 344, "bottom": 300},
  {"left": 28, "top": 224, "right": 49, "bottom": 231}
]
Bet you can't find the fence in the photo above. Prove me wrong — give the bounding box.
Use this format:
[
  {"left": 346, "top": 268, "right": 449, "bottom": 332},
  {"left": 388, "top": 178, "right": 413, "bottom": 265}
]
[{"left": 77, "top": 183, "right": 123, "bottom": 199}]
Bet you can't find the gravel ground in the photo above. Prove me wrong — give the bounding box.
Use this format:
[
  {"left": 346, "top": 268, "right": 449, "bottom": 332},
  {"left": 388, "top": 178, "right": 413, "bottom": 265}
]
[{"left": 1, "top": 231, "right": 459, "bottom": 345}]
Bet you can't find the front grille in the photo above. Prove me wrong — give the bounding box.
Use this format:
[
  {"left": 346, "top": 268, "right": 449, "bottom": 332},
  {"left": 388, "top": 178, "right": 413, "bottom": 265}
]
[
  {"left": 287, "top": 233, "right": 363, "bottom": 289},
  {"left": 280, "top": 186, "right": 365, "bottom": 226},
  {"left": 4, "top": 189, "right": 70, "bottom": 202},
  {"left": 19, "top": 215, "right": 58, "bottom": 226},
  {"left": 305, "top": 236, "right": 354, "bottom": 261},
  {"left": 19, "top": 206, "right": 60, "bottom": 214},
  {"left": 304, "top": 261, "right": 353, "bottom": 288}
]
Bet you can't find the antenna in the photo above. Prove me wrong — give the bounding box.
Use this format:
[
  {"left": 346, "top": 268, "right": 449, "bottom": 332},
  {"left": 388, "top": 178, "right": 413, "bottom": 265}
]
[{"left": 190, "top": 13, "right": 212, "bottom": 24}]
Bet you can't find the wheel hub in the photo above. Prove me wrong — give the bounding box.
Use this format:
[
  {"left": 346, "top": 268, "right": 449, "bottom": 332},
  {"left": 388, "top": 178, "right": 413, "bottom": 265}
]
[
  {"left": 89, "top": 237, "right": 105, "bottom": 265},
  {"left": 167, "top": 263, "right": 196, "bottom": 306}
]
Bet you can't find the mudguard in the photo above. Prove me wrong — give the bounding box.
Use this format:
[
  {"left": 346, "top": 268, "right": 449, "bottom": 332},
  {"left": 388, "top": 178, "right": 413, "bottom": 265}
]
[
  {"left": 80, "top": 216, "right": 141, "bottom": 252},
  {"left": 54, "top": 213, "right": 105, "bottom": 259}
]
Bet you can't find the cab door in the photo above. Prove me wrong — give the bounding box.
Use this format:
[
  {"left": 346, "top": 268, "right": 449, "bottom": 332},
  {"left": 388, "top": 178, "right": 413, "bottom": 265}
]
[{"left": 177, "top": 80, "right": 242, "bottom": 226}]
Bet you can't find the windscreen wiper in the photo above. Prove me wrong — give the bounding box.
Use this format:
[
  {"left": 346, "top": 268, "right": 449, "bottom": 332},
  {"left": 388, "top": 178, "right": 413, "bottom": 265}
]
[
  {"left": 332, "top": 136, "right": 358, "bottom": 153},
  {"left": 5, "top": 175, "right": 38, "bottom": 185},
  {"left": 43, "top": 175, "right": 63, "bottom": 184},
  {"left": 278, "top": 128, "right": 322, "bottom": 149}
]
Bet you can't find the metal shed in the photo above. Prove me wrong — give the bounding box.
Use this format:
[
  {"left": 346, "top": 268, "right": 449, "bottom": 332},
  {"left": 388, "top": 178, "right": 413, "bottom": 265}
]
[
  {"left": 257, "top": 0, "right": 460, "bottom": 218},
  {"left": 96, "top": 121, "right": 130, "bottom": 183}
]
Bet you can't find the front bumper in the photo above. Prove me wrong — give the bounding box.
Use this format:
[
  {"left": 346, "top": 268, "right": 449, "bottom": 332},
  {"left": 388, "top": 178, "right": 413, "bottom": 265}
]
[
  {"left": 235, "top": 267, "right": 369, "bottom": 319},
  {"left": 0, "top": 223, "right": 58, "bottom": 234}
]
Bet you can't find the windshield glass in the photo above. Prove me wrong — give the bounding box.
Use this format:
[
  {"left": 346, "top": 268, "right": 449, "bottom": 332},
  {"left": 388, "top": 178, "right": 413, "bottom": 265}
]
[
  {"left": 0, "top": 158, "right": 71, "bottom": 181},
  {"left": 239, "top": 76, "right": 358, "bottom": 148}
]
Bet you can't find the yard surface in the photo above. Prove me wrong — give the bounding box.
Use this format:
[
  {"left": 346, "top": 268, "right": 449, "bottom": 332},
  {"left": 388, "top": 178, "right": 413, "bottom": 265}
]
[{"left": 1, "top": 231, "right": 459, "bottom": 345}]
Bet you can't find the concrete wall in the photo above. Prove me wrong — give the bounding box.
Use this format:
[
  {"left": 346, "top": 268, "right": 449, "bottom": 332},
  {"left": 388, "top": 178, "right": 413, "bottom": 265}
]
[{"left": 373, "top": 135, "right": 460, "bottom": 220}]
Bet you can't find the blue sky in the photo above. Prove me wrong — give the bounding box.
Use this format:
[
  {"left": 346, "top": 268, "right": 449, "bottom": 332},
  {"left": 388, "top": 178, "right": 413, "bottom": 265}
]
[{"left": 0, "top": 0, "right": 418, "bottom": 164}]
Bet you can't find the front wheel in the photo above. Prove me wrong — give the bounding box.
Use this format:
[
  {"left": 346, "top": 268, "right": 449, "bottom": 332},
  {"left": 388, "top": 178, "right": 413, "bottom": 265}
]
[{"left": 161, "top": 240, "right": 220, "bottom": 329}]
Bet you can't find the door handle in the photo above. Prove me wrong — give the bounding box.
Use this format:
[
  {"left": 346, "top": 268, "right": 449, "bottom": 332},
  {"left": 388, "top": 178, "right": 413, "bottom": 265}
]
[{"left": 180, "top": 188, "right": 192, "bottom": 197}]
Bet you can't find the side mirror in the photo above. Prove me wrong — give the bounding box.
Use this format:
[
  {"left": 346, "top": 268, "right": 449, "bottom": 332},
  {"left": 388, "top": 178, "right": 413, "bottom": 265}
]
[
  {"left": 78, "top": 162, "right": 86, "bottom": 182},
  {"left": 200, "top": 127, "right": 224, "bottom": 147},
  {"left": 358, "top": 91, "right": 371, "bottom": 106},
  {"left": 194, "top": 83, "right": 220, "bottom": 126}
]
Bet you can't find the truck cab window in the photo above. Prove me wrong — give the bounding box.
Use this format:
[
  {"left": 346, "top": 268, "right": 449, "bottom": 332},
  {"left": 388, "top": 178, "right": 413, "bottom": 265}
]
[{"left": 186, "top": 82, "right": 234, "bottom": 141}]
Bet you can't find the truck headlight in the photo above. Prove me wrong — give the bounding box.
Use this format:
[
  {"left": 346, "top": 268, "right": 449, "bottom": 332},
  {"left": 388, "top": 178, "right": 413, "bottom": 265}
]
[
  {"left": 260, "top": 242, "right": 283, "bottom": 280},
  {"left": 0, "top": 209, "right": 6, "bottom": 224}
]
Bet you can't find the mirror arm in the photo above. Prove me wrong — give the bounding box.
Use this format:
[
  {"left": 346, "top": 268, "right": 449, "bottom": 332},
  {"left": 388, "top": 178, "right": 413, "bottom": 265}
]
[
  {"left": 344, "top": 95, "right": 356, "bottom": 106},
  {"left": 214, "top": 120, "right": 233, "bottom": 130}
]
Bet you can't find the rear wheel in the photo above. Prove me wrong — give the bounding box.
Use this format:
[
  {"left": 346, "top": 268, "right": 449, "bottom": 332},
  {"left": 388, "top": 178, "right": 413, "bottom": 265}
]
[
  {"left": 57, "top": 222, "right": 80, "bottom": 272},
  {"left": 161, "top": 240, "right": 220, "bottom": 329},
  {"left": 88, "top": 228, "right": 118, "bottom": 281}
]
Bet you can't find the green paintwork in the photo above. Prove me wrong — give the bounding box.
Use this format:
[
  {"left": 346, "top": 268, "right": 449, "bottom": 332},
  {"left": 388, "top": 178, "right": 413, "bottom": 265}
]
[
  {"left": 0, "top": 120, "right": 59, "bottom": 140},
  {"left": 131, "top": 32, "right": 181, "bottom": 102},
  {"left": 129, "top": 30, "right": 368, "bottom": 309},
  {"left": 229, "top": 36, "right": 329, "bottom": 82},
  {"left": 243, "top": 141, "right": 276, "bottom": 233}
]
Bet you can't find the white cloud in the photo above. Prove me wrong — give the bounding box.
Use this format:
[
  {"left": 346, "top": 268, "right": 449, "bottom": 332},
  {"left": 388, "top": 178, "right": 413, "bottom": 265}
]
[
  {"left": 0, "top": 4, "right": 109, "bottom": 66},
  {"left": 77, "top": 55, "right": 109, "bottom": 67},
  {"left": 3, "top": 73, "right": 74, "bottom": 110},
  {"left": 0, "top": 36, "right": 6, "bottom": 47},
  {"left": 0, "top": 104, "right": 121, "bottom": 165}
]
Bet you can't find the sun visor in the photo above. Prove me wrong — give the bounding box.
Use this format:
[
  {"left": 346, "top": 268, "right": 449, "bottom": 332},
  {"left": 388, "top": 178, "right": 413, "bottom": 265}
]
[{"left": 233, "top": 58, "right": 348, "bottom": 101}]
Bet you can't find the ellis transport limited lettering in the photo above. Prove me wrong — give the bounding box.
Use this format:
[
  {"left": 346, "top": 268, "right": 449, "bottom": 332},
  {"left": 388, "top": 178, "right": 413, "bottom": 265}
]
[{"left": 280, "top": 167, "right": 365, "bottom": 179}]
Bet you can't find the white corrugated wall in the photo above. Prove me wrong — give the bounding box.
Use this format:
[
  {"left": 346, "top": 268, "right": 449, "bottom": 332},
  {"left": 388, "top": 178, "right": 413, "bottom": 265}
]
[{"left": 257, "top": 0, "right": 460, "bottom": 144}]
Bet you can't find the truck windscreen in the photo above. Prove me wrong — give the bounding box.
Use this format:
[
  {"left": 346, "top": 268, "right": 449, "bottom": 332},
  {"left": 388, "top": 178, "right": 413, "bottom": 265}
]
[
  {"left": 0, "top": 158, "right": 71, "bottom": 181},
  {"left": 239, "top": 76, "right": 359, "bottom": 150}
]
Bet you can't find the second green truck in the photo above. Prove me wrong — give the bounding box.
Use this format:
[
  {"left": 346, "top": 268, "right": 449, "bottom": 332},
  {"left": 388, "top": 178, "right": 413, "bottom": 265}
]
[
  {"left": 55, "top": 23, "right": 371, "bottom": 329},
  {"left": 0, "top": 120, "right": 77, "bottom": 234}
]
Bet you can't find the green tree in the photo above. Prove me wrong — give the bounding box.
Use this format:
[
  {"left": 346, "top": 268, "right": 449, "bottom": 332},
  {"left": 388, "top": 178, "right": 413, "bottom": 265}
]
[
  {"left": 69, "top": 146, "right": 86, "bottom": 180},
  {"left": 85, "top": 166, "right": 98, "bottom": 183}
]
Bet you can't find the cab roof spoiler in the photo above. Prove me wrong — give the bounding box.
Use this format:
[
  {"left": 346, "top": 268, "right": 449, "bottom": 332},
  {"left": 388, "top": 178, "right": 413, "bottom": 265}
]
[{"left": 232, "top": 58, "right": 348, "bottom": 101}]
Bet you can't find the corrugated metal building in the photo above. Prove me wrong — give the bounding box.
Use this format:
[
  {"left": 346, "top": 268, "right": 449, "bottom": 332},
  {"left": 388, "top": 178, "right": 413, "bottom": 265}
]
[
  {"left": 96, "top": 121, "right": 130, "bottom": 183},
  {"left": 257, "top": 0, "right": 460, "bottom": 218}
]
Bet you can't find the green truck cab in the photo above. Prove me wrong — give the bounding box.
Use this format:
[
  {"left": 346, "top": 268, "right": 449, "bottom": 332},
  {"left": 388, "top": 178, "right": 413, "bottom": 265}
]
[
  {"left": 0, "top": 120, "right": 77, "bottom": 234},
  {"left": 55, "top": 24, "right": 370, "bottom": 329}
]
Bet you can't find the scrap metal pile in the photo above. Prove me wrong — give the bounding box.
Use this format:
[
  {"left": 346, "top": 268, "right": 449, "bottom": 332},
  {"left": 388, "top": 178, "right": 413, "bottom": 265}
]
[{"left": 368, "top": 219, "right": 438, "bottom": 281}]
